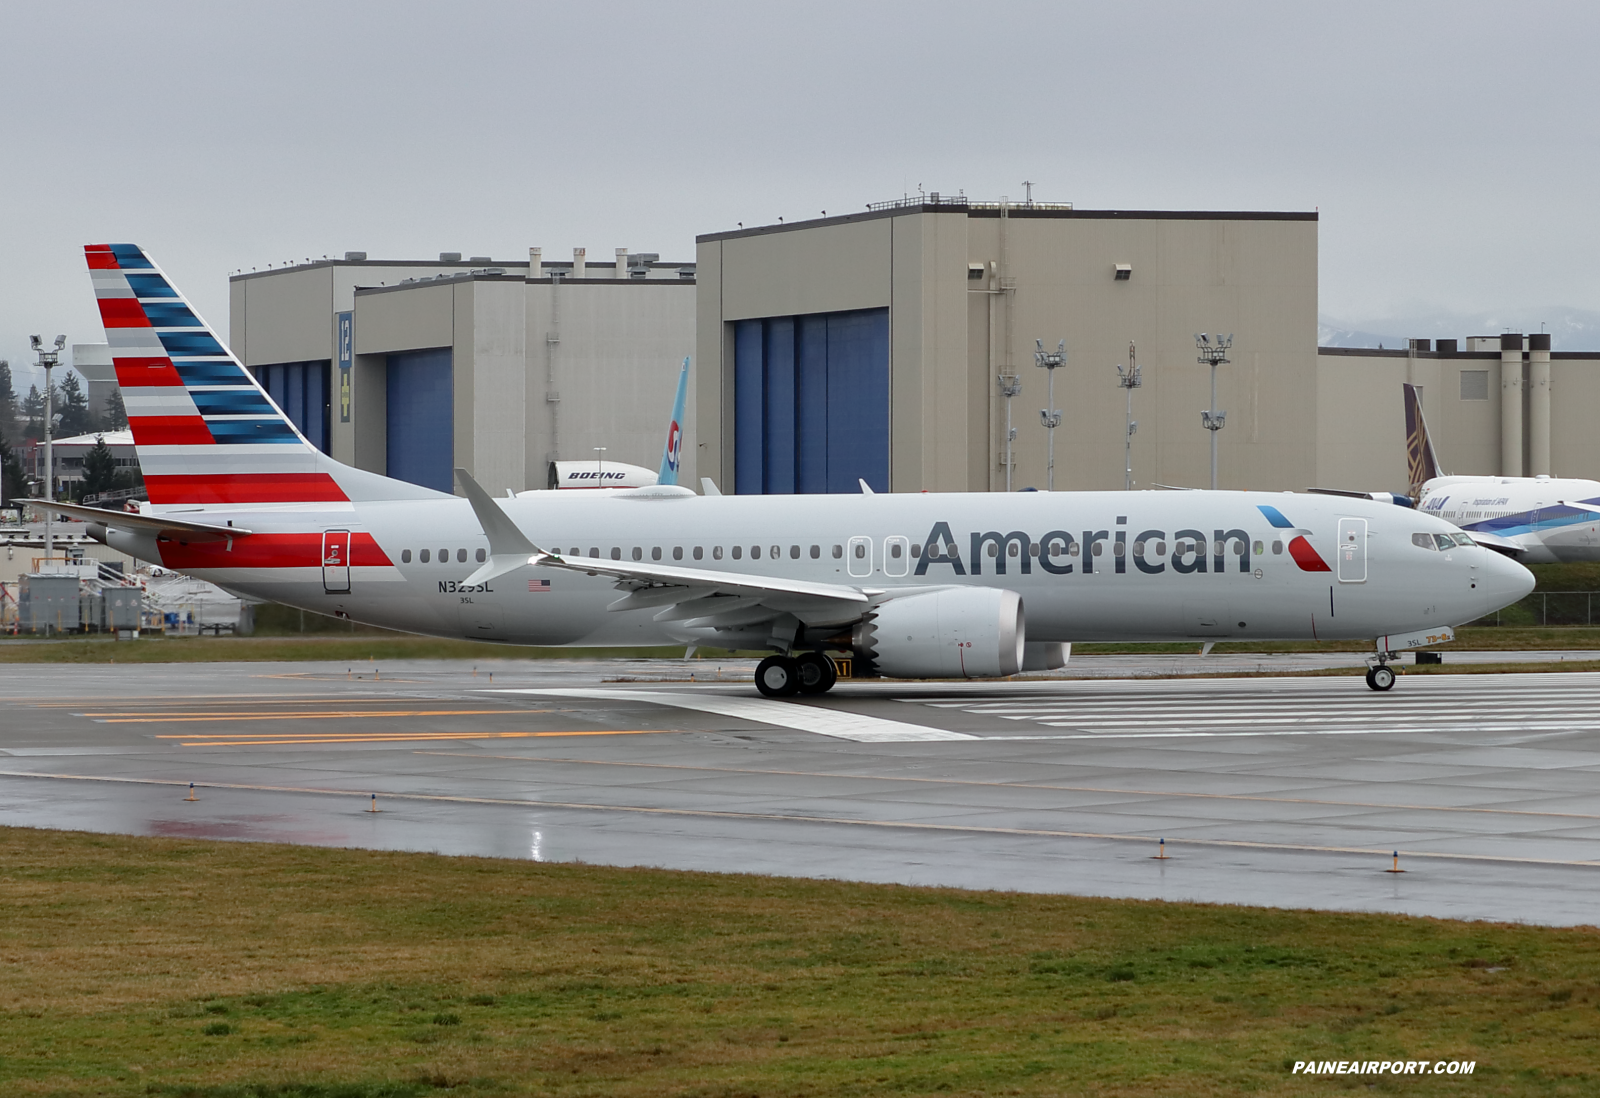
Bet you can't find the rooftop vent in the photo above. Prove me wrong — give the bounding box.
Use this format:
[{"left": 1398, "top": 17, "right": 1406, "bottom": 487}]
[
  {"left": 1114, "top": 263, "right": 1132, "bottom": 281},
  {"left": 439, "top": 252, "right": 462, "bottom": 263},
  {"left": 344, "top": 251, "right": 367, "bottom": 262},
  {"left": 677, "top": 265, "right": 696, "bottom": 279},
  {"left": 468, "top": 255, "right": 492, "bottom": 264}
]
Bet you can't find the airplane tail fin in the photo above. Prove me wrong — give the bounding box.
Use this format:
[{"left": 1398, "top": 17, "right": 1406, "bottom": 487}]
[
  {"left": 86, "top": 244, "right": 443, "bottom": 506},
  {"left": 657, "top": 356, "right": 689, "bottom": 486},
  {"left": 1403, "top": 382, "right": 1443, "bottom": 499}
]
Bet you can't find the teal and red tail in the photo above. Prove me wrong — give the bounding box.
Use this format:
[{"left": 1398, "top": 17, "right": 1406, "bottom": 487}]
[{"left": 86, "top": 244, "right": 440, "bottom": 506}]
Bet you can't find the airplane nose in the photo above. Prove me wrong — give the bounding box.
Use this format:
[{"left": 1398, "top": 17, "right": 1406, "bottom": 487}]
[{"left": 1479, "top": 549, "right": 1535, "bottom": 610}]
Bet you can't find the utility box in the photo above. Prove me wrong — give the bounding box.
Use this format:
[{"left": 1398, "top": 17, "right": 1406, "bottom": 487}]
[
  {"left": 18, "top": 574, "right": 81, "bottom": 634},
  {"left": 102, "top": 587, "right": 142, "bottom": 631}
]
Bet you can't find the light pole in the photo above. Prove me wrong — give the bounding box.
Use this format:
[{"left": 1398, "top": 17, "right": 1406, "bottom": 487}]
[
  {"left": 30, "top": 335, "right": 65, "bottom": 564},
  {"left": 1115, "top": 341, "right": 1141, "bottom": 491},
  {"left": 997, "top": 373, "right": 1021, "bottom": 491},
  {"left": 1195, "top": 332, "right": 1231, "bottom": 490},
  {"left": 1035, "top": 339, "right": 1065, "bottom": 490}
]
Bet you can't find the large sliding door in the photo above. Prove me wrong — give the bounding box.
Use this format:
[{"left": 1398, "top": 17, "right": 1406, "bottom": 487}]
[
  {"left": 733, "top": 307, "right": 889, "bottom": 494},
  {"left": 386, "top": 348, "right": 453, "bottom": 492}
]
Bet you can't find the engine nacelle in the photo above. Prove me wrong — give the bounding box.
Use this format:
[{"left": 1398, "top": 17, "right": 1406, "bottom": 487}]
[{"left": 855, "top": 588, "right": 1025, "bottom": 679}]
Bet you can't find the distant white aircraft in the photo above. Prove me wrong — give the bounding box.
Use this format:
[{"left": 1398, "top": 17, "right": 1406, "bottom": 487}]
[
  {"left": 1316, "top": 384, "right": 1600, "bottom": 562},
  {"left": 41, "top": 245, "right": 1532, "bottom": 695}
]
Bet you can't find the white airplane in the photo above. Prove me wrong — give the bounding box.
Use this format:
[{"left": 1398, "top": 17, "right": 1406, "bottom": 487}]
[
  {"left": 1318, "top": 383, "right": 1600, "bottom": 563},
  {"left": 40, "top": 245, "right": 1532, "bottom": 695}
]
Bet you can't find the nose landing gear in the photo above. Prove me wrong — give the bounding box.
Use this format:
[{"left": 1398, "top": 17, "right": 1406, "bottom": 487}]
[{"left": 1365, "top": 661, "right": 1397, "bottom": 691}]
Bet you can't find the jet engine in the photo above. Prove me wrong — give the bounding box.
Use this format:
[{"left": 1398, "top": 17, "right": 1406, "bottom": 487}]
[{"left": 853, "top": 588, "right": 1025, "bottom": 679}]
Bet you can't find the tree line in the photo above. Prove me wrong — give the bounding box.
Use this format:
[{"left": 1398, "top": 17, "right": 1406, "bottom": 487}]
[{"left": 0, "top": 359, "right": 134, "bottom": 506}]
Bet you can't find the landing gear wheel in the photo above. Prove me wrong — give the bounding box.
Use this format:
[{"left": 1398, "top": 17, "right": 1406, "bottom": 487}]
[
  {"left": 795, "top": 652, "right": 838, "bottom": 695},
  {"left": 1366, "top": 664, "right": 1396, "bottom": 691},
  {"left": 755, "top": 655, "right": 801, "bottom": 698}
]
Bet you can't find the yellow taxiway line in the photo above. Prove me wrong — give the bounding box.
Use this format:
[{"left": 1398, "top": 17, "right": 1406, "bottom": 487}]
[
  {"left": 85, "top": 709, "right": 533, "bottom": 723},
  {"left": 164, "top": 729, "right": 675, "bottom": 747}
]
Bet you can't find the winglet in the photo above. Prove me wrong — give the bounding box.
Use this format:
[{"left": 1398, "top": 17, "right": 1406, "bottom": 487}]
[
  {"left": 700, "top": 477, "right": 722, "bottom": 496},
  {"left": 859, "top": 479, "right": 875, "bottom": 495},
  {"left": 455, "top": 467, "right": 541, "bottom": 584}
]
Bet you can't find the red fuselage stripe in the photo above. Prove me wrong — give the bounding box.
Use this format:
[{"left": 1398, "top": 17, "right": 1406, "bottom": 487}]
[{"left": 158, "top": 531, "right": 392, "bottom": 570}]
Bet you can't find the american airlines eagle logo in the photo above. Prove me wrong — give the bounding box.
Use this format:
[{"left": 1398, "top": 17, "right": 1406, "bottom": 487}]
[{"left": 1255, "top": 504, "right": 1331, "bottom": 572}]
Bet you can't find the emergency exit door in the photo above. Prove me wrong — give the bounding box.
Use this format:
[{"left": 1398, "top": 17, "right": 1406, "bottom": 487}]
[
  {"left": 1337, "top": 518, "right": 1367, "bottom": 583},
  {"left": 322, "top": 530, "right": 352, "bottom": 593}
]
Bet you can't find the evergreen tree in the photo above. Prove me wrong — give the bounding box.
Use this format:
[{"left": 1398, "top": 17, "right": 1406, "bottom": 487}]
[
  {"left": 22, "top": 385, "right": 45, "bottom": 441},
  {"left": 104, "top": 387, "right": 129, "bottom": 431},
  {"left": 0, "top": 432, "right": 24, "bottom": 509},
  {"left": 0, "top": 359, "right": 17, "bottom": 445},
  {"left": 56, "top": 371, "right": 92, "bottom": 437},
  {"left": 81, "top": 434, "right": 118, "bottom": 497}
]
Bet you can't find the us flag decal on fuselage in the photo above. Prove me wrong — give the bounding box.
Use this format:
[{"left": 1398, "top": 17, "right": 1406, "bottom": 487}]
[{"left": 529, "top": 579, "right": 551, "bottom": 593}]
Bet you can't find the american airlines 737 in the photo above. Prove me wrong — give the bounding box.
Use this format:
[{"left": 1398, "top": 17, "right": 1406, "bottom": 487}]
[{"left": 42, "top": 245, "right": 1533, "bottom": 695}]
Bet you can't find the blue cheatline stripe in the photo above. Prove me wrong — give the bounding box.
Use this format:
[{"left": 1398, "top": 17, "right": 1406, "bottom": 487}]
[
  {"left": 174, "top": 362, "right": 250, "bottom": 385},
  {"left": 108, "top": 244, "right": 154, "bottom": 269},
  {"left": 124, "top": 274, "right": 177, "bottom": 298},
  {"left": 141, "top": 303, "right": 203, "bottom": 327},
  {"left": 158, "top": 331, "right": 227, "bottom": 356},
  {"left": 1257, "top": 504, "right": 1295, "bottom": 528},
  {"left": 204, "top": 419, "right": 301, "bottom": 443}
]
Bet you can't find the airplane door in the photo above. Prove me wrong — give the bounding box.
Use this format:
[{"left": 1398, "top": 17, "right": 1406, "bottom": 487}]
[
  {"left": 884, "top": 536, "right": 909, "bottom": 577},
  {"left": 322, "top": 530, "right": 352, "bottom": 593},
  {"left": 1337, "top": 518, "right": 1367, "bottom": 583},
  {"left": 847, "top": 536, "right": 873, "bottom": 578}
]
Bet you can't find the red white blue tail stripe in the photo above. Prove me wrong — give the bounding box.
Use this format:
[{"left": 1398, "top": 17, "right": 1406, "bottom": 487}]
[{"left": 86, "top": 243, "right": 344, "bottom": 505}]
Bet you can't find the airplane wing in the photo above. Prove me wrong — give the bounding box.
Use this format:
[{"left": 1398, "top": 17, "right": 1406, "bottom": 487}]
[
  {"left": 28, "top": 499, "right": 251, "bottom": 543},
  {"left": 453, "top": 468, "right": 872, "bottom": 628},
  {"left": 1558, "top": 499, "right": 1600, "bottom": 516}
]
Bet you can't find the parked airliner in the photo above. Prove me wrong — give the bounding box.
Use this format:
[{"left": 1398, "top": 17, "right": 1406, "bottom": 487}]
[{"left": 42, "top": 245, "right": 1532, "bottom": 695}]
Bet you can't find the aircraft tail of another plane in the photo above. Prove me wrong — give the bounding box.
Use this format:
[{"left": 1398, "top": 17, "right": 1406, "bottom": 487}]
[
  {"left": 1403, "top": 382, "right": 1443, "bottom": 499},
  {"left": 657, "top": 356, "right": 689, "bottom": 486},
  {"left": 85, "top": 244, "right": 443, "bottom": 506}
]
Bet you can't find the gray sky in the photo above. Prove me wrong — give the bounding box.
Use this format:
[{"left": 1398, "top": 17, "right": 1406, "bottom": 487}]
[{"left": 4, "top": 0, "right": 1598, "bottom": 389}]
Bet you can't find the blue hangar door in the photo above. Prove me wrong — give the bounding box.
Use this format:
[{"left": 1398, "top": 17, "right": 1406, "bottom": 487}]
[
  {"left": 386, "top": 348, "right": 453, "bottom": 492},
  {"left": 733, "top": 307, "right": 889, "bottom": 494}
]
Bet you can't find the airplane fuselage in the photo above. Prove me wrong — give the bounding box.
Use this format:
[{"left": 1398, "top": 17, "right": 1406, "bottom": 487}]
[{"left": 1418, "top": 475, "right": 1600, "bottom": 563}]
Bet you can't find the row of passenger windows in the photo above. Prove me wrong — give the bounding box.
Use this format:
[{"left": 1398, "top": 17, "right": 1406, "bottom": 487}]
[
  {"left": 400, "top": 547, "right": 487, "bottom": 564},
  {"left": 397, "top": 539, "right": 1291, "bottom": 565},
  {"left": 1413, "top": 532, "right": 1475, "bottom": 550}
]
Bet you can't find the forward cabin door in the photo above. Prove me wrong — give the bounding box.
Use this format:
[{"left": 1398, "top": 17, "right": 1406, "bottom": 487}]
[
  {"left": 847, "top": 536, "right": 873, "bottom": 578},
  {"left": 1337, "top": 518, "right": 1367, "bottom": 583},
  {"left": 322, "top": 530, "right": 352, "bottom": 593}
]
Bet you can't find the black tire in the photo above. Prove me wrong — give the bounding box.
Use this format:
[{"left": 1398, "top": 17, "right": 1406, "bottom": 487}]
[
  {"left": 1367, "top": 665, "right": 1396, "bottom": 691},
  {"left": 795, "top": 652, "right": 838, "bottom": 695},
  {"left": 755, "top": 655, "right": 801, "bottom": 698}
]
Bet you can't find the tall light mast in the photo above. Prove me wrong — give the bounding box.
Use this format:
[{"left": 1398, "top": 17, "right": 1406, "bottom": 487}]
[
  {"left": 1035, "top": 339, "right": 1065, "bottom": 490},
  {"left": 1195, "top": 332, "right": 1231, "bottom": 490},
  {"left": 30, "top": 335, "right": 65, "bottom": 564},
  {"left": 1115, "top": 341, "right": 1141, "bottom": 490}
]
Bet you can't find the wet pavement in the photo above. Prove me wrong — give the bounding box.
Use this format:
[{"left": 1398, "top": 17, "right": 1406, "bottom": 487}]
[{"left": 3, "top": 656, "right": 1599, "bottom": 926}]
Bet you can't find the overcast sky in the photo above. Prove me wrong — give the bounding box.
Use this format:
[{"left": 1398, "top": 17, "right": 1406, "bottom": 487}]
[{"left": 3, "top": 0, "right": 1597, "bottom": 388}]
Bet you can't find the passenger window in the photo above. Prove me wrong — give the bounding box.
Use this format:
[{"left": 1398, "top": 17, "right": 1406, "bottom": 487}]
[
  {"left": 611, "top": 547, "right": 621, "bottom": 560},
  {"left": 652, "top": 546, "right": 662, "bottom": 561},
  {"left": 476, "top": 548, "right": 486, "bottom": 562},
  {"left": 402, "top": 549, "right": 412, "bottom": 563},
  {"left": 713, "top": 546, "right": 723, "bottom": 560},
  {"left": 420, "top": 549, "right": 430, "bottom": 563},
  {"left": 770, "top": 545, "right": 779, "bottom": 559},
  {"left": 910, "top": 543, "right": 920, "bottom": 558},
  {"left": 790, "top": 545, "right": 800, "bottom": 559},
  {"left": 1113, "top": 540, "right": 1124, "bottom": 556},
  {"left": 987, "top": 543, "right": 998, "bottom": 557},
  {"left": 891, "top": 543, "right": 903, "bottom": 559},
  {"left": 751, "top": 545, "right": 761, "bottom": 559},
  {"left": 1133, "top": 541, "right": 1144, "bottom": 555},
  {"left": 853, "top": 543, "right": 866, "bottom": 559},
  {"left": 569, "top": 548, "right": 578, "bottom": 556},
  {"left": 453, "top": 548, "right": 463, "bottom": 563},
  {"left": 1007, "top": 542, "right": 1018, "bottom": 557},
  {"left": 1433, "top": 534, "right": 1455, "bottom": 551},
  {"left": 588, "top": 547, "right": 599, "bottom": 557},
  {"left": 1092, "top": 542, "right": 1103, "bottom": 556},
  {"left": 810, "top": 545, "right": 820, "bottom": 559},
  {"left": 1070, "top": 542, "right": 1081, "bottom": 557},
  {"left": 1271, "top": 540, "right": 1283, "bottom": 555},
  {"left": 439, "top": 548, "right": 447, "bottom": 561},
  {"left": 1253, "top": 540, "right": 1264, "bottom": 556},
  {"left": 632, "top": 547, "right": 643, "bottom": 561},
  {"left": 833, "top": 544, "right": 843, "bottom": 559},
  {"left": 1412, "top": 533, "right": 1436, "bottom": 550},
  {"left": 694, "top": 546, "right": 704, "bottom": 560},
  {"left": 732, "top": 546, "right": 742, "bottom": 560},
  {"left": 673, "top": 546, "right": 683, "bottom": 561}
]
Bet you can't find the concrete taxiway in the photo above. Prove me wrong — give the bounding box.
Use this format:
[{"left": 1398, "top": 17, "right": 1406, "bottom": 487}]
[{"left": 3, "top": 656, "right": 1599, "bottom": 926}]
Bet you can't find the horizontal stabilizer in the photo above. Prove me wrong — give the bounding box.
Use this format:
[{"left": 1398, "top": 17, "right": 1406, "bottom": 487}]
[{"left": 29, "top": 499, "right": 251, "bottom": 542}]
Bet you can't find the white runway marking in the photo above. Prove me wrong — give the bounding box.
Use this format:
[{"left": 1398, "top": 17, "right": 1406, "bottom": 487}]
[{"left": 500, "top": 688, "right": 977, "bottom": 742}]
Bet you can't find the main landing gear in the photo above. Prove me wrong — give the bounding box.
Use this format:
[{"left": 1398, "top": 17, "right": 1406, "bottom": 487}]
[
  {"left": 1364, "top": 661, "right": 1397, "bottom": 691},
  {"left": 754, "top": 653, "right": 839, "bottom": 698}
]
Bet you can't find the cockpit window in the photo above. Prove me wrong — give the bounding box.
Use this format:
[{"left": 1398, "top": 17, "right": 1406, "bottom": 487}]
[
  {"left": 1433, "top": 533, "right": 1456, "bottom": 551},
  {"left": 1411, "top": 533, "right": 1436, "bottom": 550},
  {"left": 1451, "top": 533, "right": 1475, "bottom": 547}
]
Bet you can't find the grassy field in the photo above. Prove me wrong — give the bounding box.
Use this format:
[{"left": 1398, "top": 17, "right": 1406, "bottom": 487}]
[{"left": 1, "top": 827, "right": 1596, "bottom": 1097}]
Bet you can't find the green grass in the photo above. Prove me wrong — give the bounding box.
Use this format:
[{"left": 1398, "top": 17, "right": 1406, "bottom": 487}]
[{"left": 1, "top": 827, "right": 1597, "bottom": 1096}]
